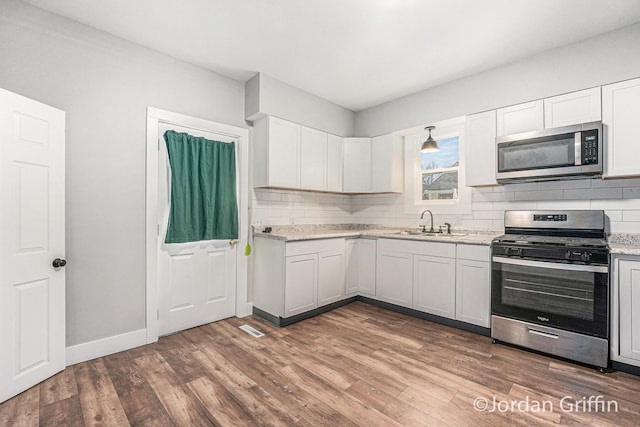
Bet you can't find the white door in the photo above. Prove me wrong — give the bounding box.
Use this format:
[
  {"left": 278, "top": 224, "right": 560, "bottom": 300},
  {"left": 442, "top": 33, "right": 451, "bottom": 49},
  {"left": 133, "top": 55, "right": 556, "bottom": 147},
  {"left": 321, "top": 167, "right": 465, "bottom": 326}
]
[
  {"left": 157, "top": 123, "right": 237, "bottom": 336},
  {"left": 0, "top": 88, "right": 65, "bottom": 403}
]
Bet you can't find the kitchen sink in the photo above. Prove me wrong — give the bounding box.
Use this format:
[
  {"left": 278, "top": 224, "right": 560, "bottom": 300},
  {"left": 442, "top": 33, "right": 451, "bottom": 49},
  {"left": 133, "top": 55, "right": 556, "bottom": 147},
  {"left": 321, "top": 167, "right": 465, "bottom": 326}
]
[{"left": 386, "top": 230, "right": 468, "bottom": 237}]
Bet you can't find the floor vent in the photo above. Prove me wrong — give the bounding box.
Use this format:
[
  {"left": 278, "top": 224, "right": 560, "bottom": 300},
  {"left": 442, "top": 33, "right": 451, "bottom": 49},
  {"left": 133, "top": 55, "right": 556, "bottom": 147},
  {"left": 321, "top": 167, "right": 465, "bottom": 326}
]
[{"left": 239, "top": 324, "right": 265, "bottom": 338}]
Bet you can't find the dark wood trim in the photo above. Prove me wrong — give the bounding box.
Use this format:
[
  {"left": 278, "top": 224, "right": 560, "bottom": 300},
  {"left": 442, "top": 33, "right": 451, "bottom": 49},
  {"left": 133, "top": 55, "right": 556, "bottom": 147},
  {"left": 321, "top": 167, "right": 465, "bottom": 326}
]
[
  {"left": 357, "top": 296, "right": 491, "bottom": 337},
  {"left": 253, "top": 297, "right": 358, "bottom": 327},
  {"left": 611, "top": 360, "right": 640, "bottom": 376}
]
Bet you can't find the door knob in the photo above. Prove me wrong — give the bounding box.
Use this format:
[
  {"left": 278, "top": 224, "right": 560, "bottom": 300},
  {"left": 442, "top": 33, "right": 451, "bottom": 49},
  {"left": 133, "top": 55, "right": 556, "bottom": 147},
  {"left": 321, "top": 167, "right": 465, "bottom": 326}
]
[
  {"left": 52, "top": 258, "right": 67, "bottom": 268},
  {"left": 229, "top": 239, "right": 238, "bottom": 247}
]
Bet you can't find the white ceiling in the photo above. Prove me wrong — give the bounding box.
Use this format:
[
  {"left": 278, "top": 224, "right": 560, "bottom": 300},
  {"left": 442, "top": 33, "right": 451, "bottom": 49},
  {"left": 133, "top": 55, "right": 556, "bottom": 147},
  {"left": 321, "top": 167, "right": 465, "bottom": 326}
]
[{"left": 23, "top": 0, "right": 640, "bottom": 111}]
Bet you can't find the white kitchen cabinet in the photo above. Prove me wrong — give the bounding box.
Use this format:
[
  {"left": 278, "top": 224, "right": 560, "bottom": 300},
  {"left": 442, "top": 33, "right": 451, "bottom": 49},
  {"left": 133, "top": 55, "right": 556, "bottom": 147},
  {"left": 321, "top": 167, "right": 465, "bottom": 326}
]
[
  {"left": 371, "top": 134, "right": 404, "bottom": 193},
  {"left": 318, "top": 250, "right": 346, "bottom": 307},
  {"left": 413, "top": 254, "right": 456, "bottom": 319},
  {"left": 343, "top": 137, "right": 372, "bottom": 193},
  {"left": 496, "top": 100, "right": 544, "bottom": 137},
  {"left": 300, "top": 126, "right": 327, "bottom": 191},
  {"left": 544, "top": 87, "right": 601, "bottom": 129},
  {"left": 326, "top": 134, "right": 343, "bottom": 192},
  {"left": 465, "top": 110, "right": 497, "bottom": 187},
  {"left": 611, "top": 257, "right": 640, "bottom": 367},
  {"left": 345, "top": 238, "right": 377, "bottom": 296},
  {"left": 455, "top": 245, "right": 490, "bottom": 328},
  {"left": 602, "top": 78, "right": 640, "bottom": 178},
  {"left": 253, "top": 237, "right": 346, "bottom": 321},
  {"left": 377, "top": 249, "right": 413, "bottom": 308},
  {"left": 253, "top": 116, "right": 301, "bottom": 188},
  {"left": 284, "top": 254, "right": 318, "bottom": 317}
]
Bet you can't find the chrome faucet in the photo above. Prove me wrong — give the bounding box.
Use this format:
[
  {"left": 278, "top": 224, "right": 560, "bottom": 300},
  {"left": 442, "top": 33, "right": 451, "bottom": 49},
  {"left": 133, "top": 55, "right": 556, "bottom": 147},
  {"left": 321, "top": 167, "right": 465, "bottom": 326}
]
[{"left": 420, "top": 209, "right": 435, "bottom": 233}]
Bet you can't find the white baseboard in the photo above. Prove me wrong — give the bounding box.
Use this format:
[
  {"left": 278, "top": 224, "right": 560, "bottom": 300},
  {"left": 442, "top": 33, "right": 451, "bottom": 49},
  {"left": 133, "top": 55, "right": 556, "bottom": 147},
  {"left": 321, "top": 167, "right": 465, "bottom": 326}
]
[{"left": 66, "top": 328, "right": 147, "bottom": 366}]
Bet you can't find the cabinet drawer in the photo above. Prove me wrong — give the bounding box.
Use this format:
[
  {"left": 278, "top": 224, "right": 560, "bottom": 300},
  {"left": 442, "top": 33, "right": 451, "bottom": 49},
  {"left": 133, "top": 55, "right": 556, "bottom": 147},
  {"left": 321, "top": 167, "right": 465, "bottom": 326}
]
[
  {"left": 286, "top": 238, "right": 345, "bottom": 256},
  {"left": 378, "top": 238, "right": 455, "bottom": 258},
  {"left": 456, "top": 244, "right": 489, "bottom": 262}
]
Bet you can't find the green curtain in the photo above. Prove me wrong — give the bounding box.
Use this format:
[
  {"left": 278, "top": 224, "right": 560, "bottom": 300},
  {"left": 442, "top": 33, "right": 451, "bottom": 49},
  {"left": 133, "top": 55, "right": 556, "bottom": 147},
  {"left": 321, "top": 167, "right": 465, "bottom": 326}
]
[{"left": 163, "top": 130, "right": 238, "bottom": 243}]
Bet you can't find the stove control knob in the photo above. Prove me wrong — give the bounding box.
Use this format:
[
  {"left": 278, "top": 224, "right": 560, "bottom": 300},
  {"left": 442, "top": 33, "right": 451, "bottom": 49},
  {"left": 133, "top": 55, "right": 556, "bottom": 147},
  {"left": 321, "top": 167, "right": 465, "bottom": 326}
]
[
  {"left": 565, "top": 250, "right": 572, "bottom": 260},
  {"left": 505, "top": 247, "right": 513, "bottom": 256},
  {"left": 581, "top": 252, "right": 591, "bottom": 262},
  {"left": 516, "top": 248, "right": 524, "bottom": 257}
]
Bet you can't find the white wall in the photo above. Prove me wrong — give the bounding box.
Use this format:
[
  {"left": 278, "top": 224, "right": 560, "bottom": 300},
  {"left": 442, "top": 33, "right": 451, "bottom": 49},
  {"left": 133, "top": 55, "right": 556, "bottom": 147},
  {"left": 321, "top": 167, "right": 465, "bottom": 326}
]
[
  {"left": 245, "top": 73, "right": 355, "bottom": 136},
  {"left": 355, "top": 22, "right": 640, "bottom": 137},
  {"left": 251, "top": 189, "right": 352, "bottom": 226},
  {"left": 0, "top": 0, "right": 245, "bottom": 346}
]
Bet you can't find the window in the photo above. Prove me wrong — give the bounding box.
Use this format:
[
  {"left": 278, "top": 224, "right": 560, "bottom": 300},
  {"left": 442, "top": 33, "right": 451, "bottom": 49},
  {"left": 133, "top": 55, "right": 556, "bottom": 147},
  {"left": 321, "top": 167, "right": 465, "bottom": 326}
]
[{"left": 421, "top": 136, "right": 459, "bottom": 201}]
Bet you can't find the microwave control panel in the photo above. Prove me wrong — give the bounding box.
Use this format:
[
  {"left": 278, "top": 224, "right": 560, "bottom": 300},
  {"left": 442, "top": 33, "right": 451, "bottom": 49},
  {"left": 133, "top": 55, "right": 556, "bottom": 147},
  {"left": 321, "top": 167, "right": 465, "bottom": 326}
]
[{"left": 581, "top": 129, "right": 599, "bottom": 165}]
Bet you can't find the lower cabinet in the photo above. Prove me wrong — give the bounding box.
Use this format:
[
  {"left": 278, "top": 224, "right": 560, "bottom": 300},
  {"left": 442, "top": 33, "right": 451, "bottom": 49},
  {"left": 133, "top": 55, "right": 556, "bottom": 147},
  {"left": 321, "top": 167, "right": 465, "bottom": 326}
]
[
  {"left": 413, "top": 254, "right": 456, "bottom": 319},
  {"left": 284, "top": 254, "right": 318, "bottom": 317},
  {"left": 345, "top": 238, "right": 377, "bottom": 296},
  {"left": 318, "top": 250, "right": 346, "bottom": 307},
  {"left": 376, "top": 239, "right": 489, "bottom": 327},
  {"left": 254, "top": 235, "right": 491, "bottom": 329},
  {"left": 253, "top": 237, "right": 346, "bottom": 320},
  {"left": 455, "top": 245, "right": 491, "bottom": 328},
  {"left": 611, "top": 256, "right": 640, "bottom": 367},
  {"left": 377, "top": 249, "right": 413, "bottom": 307}
]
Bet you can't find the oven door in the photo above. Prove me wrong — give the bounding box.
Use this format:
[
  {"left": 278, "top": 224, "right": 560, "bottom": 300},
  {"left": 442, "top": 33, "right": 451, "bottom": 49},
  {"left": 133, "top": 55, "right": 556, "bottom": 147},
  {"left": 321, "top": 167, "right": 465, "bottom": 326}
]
[{"left": 491, "top": 256, "right": 608, "bottom": 338}]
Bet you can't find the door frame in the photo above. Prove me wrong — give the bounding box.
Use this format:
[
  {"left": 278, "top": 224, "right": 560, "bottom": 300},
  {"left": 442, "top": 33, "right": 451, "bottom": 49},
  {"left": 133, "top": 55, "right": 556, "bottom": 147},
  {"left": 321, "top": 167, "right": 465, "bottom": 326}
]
[{"left": 145, "top": 107, "right": 250, "bottom": 344}]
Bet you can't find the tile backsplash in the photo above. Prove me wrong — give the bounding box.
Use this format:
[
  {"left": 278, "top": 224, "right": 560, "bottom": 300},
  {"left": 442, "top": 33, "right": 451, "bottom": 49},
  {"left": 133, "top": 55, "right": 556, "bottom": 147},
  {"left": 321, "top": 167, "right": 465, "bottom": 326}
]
[{"left": 252, "top": 177, "right": 640, "bottom": 234}]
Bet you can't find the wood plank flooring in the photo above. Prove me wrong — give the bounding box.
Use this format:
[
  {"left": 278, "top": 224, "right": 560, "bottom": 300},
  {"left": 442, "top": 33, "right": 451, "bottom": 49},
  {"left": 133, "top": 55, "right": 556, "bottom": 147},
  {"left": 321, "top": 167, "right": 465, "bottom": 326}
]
[{"left": 2, "top": 301, "right": 640, "bottom": 426}]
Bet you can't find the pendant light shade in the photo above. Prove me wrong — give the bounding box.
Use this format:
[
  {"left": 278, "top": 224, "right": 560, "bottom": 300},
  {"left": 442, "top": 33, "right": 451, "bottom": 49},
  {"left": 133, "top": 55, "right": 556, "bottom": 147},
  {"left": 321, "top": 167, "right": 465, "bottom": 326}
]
[{"left": 421, "top": 126, "right": 439, "bottom": 153}]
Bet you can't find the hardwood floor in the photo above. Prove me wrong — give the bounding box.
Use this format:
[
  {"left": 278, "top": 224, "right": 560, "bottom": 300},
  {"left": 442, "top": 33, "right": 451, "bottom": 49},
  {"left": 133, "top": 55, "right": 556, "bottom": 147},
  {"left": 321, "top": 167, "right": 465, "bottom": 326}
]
[{"left": 2, "top": 301, "right": 640, "bottom": 426}]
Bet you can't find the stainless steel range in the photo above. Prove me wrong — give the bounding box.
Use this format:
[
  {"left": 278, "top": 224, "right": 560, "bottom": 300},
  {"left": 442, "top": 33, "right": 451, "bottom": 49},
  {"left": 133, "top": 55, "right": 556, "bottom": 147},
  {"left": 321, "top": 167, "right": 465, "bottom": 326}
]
[{"left": 491, "top": 210, "right": 609, "bottom": 369}]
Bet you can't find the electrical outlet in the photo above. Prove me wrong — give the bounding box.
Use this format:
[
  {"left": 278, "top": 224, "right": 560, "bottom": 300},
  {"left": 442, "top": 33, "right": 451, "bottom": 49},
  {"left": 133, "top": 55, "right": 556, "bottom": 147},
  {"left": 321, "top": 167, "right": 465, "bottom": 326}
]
[{"left": 253, "top": 218, "right": 264, "bottom": 225}]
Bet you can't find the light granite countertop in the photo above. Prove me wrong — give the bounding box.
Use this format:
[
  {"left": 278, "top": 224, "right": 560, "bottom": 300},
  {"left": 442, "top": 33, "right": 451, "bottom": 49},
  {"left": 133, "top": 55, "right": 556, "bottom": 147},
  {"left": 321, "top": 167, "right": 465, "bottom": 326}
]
[
  {"left": 253, "top": 224, "right": 500, "bottom": 246},
  {"left": 252, "top": 225, "right": 640, "bottom": 253}
]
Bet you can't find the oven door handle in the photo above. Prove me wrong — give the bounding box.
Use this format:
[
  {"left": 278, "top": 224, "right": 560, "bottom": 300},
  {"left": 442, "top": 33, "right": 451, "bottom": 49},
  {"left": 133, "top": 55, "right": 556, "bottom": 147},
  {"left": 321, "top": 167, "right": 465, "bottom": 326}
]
[{"left": 492, "top": 256, "right": 608, "bottom": 273}]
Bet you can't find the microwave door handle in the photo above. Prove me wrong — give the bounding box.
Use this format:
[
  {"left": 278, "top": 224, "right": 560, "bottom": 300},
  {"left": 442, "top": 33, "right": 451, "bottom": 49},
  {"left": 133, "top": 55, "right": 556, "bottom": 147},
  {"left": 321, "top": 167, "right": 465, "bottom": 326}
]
[
  {"left": 492, "top": 256, "right": 608, "bottom": 273},
  {"left": 575, "top": 131, "right": 582, "bottom": 166}
]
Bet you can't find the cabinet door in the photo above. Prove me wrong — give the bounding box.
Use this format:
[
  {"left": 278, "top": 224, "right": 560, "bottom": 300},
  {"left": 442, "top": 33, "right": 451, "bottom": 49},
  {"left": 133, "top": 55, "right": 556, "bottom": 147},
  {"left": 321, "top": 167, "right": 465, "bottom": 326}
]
[
  {"left": 343, "top": 137, "right": 371, "bottom": 193},
  {"left": 455, "top": 259, "right": 490, "bottom": 327},
  {"left": 465, "top": 110, "right": 497, "bottom": 187},
  {"left": 300, "top": 126, "right": 327, "bottom": 191},
  {"left": 619, "top": 260, "right": 640, "bottom": 362},
  {"left": 371, "top": 134, "right": 403, "bottom": 193},
  {"left": 268, "top": 117, "right": 300, "bottom": 188},
  {"left": 284, "top": 254, "right": 318, "bottom": 317},
  {"left": 544, "top": 87, "right": 601, "bottom": 129},
  {"left": 496, "top": 100, "right": 544, "bottom": 137},
  {"left": 602, "top": 78, "right": 640, "bottom": 178},
  {"left": 413, "top": 255, "right": 455, "bottom": 319},
  {"left": 318, "top": 250, "right": 345, "bottom": 306},
  {"left": 376, "top": 250, "right": 412, "bottom": 307},
  {"left": 345, "top": 238, "right": 377, "bottom": 296},
  {"left": 326, "top": 134, "right": 343, "bottom": 192}
]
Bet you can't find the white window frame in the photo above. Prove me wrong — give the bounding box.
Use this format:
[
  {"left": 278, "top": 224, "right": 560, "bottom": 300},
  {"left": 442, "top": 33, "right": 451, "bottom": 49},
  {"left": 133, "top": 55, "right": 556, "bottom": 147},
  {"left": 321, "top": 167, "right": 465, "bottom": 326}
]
[
  {"left": 419, "top": 131, "right": 460, "bottom": 202},
  {"left": 402, "top": 118, "right": 472, "bottom": 215}
]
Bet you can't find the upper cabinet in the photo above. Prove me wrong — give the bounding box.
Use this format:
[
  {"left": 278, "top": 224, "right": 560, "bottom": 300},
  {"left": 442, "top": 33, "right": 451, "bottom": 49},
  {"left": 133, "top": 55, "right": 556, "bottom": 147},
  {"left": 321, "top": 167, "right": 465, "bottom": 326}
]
[
  {"left": 343, "top": 135, "right": 404, "bottom": 193},
  {"left": 254, "top": 116, "right": 301, "bottom": 188},
  {"left": 544, "top": 87, "right": 601, "bottom": 129},
  {"left": 371, "top": 134, "right": 404, "bottom": 193},
  {"left": 343, "top": 137, "right": 371, "bottom": 193},
  {"left": 254, "top": 116, "right": 403, "bottom": 193},
  {"left": 602, "top": 78, "right": 640, "bottom": 179},
  {"left": 496, "top": 100, "right": 543, "bottom": 137},
  {"left": 326, "top": 134, "right": 344, "bottom": 192},
  {"left": 300, "top": 126, "right": 327, "bottom": 191},
  {"left": 254, "top": 116, "right": 343, "bottom": 192},
  {"left": 465, "top": 110, "right": 497, "bottom": 187}
]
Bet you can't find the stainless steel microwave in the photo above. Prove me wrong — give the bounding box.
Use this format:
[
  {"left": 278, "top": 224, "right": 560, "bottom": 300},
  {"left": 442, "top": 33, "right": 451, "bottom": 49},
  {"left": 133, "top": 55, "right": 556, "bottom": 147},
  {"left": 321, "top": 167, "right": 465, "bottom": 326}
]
[{"left": 496, "top": 121, "right": 602, "bottom": 184}]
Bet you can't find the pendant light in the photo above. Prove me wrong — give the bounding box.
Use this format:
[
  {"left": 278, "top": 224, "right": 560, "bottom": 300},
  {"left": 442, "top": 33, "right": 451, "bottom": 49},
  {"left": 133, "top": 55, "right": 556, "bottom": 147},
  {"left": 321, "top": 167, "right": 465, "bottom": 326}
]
[{"left": 421, "top": 125, "right": 439, "bottom": 153}]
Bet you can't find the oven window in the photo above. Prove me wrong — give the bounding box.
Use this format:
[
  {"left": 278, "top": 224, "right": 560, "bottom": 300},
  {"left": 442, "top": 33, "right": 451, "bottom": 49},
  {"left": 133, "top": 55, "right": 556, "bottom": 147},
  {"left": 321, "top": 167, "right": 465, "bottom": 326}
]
[
  {"left": 500, "top": 263, "right": 594, "bottom": 320},
  {"left": 498, "top": 134, "right": 575, "bottom": 172}
]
